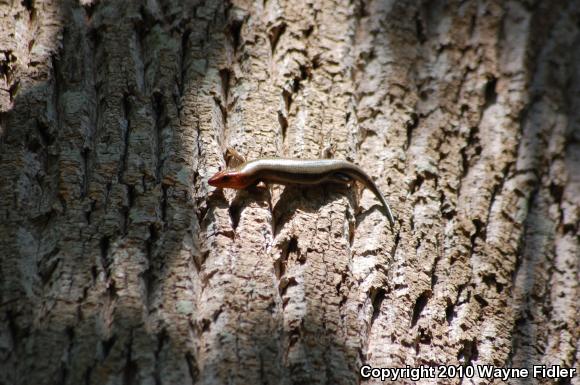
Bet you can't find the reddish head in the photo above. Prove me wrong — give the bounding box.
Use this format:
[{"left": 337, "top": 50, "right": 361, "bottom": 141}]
[{"left": 208, "top": 170, "right": 255, "bottom": 189}]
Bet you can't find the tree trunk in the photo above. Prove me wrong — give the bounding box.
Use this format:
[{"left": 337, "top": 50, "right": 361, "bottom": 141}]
[{"left": 0, "top": 1, "right": 578, "bottom": 385}]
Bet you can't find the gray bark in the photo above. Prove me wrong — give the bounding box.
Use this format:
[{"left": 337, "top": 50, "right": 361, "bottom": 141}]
[{"left": 0, "top": 1, "right": 578, "bottom": 385}]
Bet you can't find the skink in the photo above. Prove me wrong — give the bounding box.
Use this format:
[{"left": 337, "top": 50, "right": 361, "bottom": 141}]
[{"left": 208, "top": 158, "right": 395, "bottom": 226}]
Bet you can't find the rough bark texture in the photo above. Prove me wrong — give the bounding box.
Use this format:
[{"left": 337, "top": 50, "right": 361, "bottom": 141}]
[{"left": 0, "top": 1, "right": 578, "bottom": 385}]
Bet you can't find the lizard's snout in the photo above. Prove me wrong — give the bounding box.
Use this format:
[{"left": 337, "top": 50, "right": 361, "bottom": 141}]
[{"left": 208, "top": 172, "right": 222, "bottom": 187}]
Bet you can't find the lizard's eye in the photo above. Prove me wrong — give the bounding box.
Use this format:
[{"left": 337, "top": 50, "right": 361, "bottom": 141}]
[{"left": 220, "top": 175, "right": 230, "bottom": 181}]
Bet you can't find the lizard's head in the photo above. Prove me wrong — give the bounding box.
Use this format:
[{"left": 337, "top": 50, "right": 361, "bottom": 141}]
[{"left": 208, "top": 169, "right": 254, "bottom": 189}]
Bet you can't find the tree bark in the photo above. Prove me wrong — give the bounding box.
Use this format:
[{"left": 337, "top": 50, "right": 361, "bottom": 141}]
[{"left": 0, "top": 1, "right": 578, "bottom": 385}]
